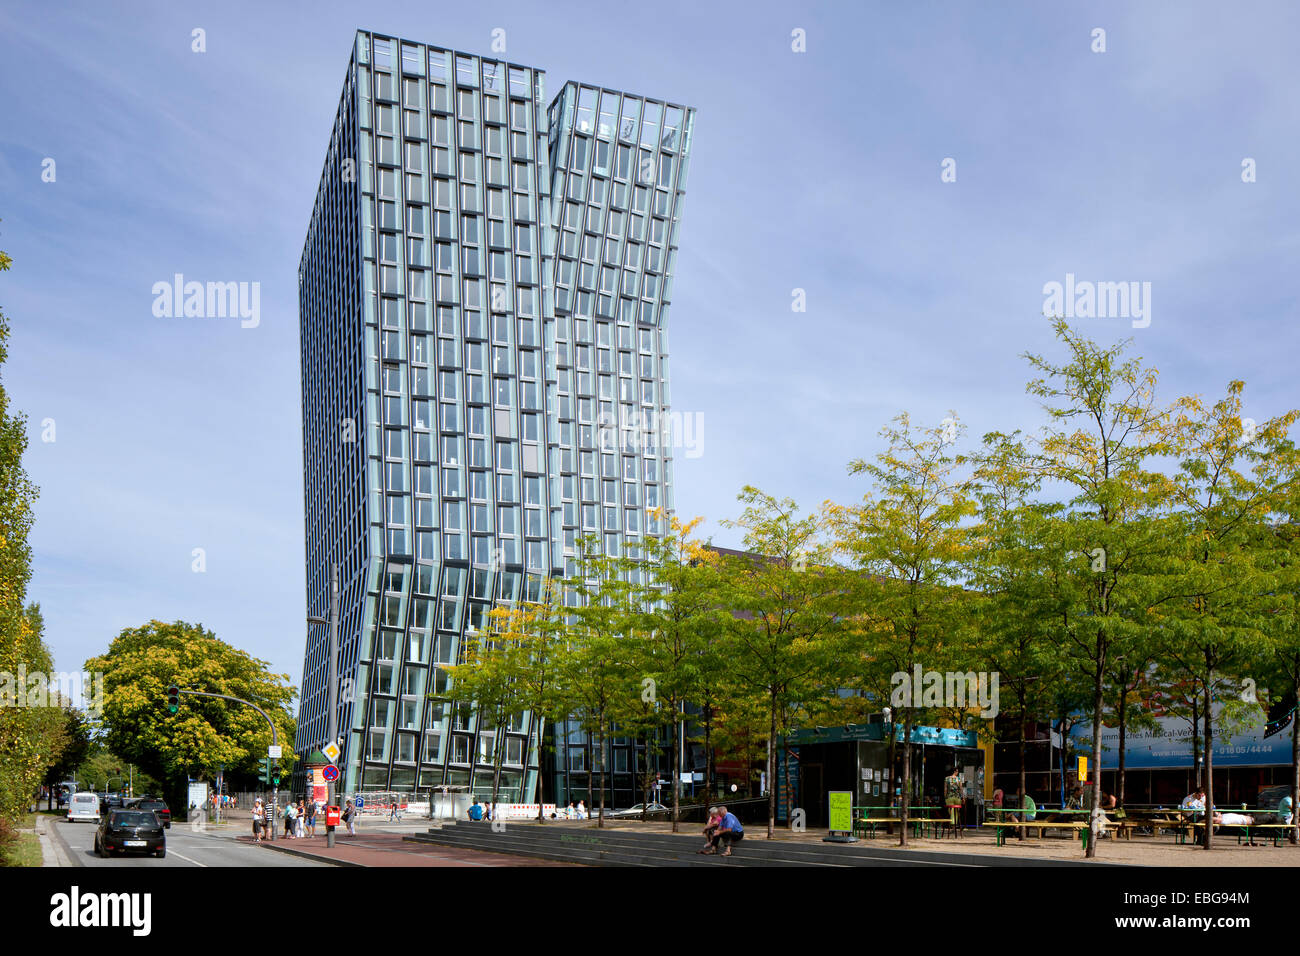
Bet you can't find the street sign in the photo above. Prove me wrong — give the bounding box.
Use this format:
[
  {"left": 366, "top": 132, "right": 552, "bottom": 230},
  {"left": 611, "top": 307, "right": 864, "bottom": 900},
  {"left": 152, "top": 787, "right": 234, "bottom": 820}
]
[
  {"left": 322, "top": 765, "right": 339, "bottom": 782},
  {"left": 354, "top": 796, "right": 364, "bottom": 809},
  {"left": 267, "top": 745, "right": 282, "bottom": 759},
  {"left": 322, "top": 742, "right": 341, "bottom": 762}
]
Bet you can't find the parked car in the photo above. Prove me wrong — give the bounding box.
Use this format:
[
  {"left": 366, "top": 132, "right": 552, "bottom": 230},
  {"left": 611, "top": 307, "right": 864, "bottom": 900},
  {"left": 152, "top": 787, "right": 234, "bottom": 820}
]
[
  {"left": 607, "top": 802, "right": 671, "bottom": 819},
  {"left": 66, "top": 792, "right": 101, "bottom": 824},
  {"left": 1257, "top": 785, "right": 1295, "bottom": 822},
  {"left": 135, "top": 798, "right": 171, "bottom": 828},
  {"left": 94, "top": 809, "right": 166, "bottom": 858}
]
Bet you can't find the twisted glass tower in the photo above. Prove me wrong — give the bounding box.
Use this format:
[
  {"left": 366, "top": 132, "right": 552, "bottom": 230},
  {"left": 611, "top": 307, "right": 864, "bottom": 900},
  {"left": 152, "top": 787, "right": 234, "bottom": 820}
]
[{"left": 297, "top": 30, "right": 695, "bottom": 803}]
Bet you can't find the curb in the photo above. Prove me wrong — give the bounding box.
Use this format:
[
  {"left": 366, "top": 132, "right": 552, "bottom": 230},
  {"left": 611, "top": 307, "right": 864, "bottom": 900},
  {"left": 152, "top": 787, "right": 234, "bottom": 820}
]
[{"left": 38, "top": 815, "right": 79, "bottom": 868}]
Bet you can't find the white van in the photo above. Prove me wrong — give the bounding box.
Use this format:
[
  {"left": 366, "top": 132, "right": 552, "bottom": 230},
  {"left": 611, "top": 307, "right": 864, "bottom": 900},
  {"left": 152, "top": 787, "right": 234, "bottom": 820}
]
[{"left": 67, "top": 792, "right": 101, "bottom": 824}]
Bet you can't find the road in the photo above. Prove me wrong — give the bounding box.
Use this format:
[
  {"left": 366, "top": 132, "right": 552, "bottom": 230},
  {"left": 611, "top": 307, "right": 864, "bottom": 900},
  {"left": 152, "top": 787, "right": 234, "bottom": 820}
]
[{"left": 50, "top": 817, "right": 330, "bottom": 867}]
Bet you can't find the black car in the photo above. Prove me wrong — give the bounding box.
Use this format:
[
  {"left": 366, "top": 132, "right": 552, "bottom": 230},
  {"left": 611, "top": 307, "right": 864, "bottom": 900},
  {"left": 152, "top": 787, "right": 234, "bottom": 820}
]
[
  {"left": 94, "top": 809, "right": 166, "bottom": 858},
  {"left": 1257, "top": 785, "right": 1295, "bottom": 822},
  {"left": 136, "top": 799, "right": 171, "bottom": 828}
]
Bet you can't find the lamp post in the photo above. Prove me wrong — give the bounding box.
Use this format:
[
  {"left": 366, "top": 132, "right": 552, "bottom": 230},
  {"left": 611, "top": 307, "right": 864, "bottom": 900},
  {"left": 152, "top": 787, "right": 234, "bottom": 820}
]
[{"left": 307, "top": 563, "right": 341, "bottom": 847}]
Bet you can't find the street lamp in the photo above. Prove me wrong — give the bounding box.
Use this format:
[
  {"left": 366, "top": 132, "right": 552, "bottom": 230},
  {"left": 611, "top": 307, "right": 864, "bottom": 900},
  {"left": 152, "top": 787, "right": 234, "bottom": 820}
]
[{"left": 307, "top": 563, "right": 341, "bottom": 848}]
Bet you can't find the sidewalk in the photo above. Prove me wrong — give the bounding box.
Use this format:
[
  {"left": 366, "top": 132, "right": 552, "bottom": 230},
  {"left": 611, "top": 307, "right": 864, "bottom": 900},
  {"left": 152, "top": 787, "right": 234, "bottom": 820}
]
[
  {"left": 36, "top": 813, "right": 73, "bottom": 867},
  {"left": 243, "top": 830, "right": 576, "bottom": 867}
]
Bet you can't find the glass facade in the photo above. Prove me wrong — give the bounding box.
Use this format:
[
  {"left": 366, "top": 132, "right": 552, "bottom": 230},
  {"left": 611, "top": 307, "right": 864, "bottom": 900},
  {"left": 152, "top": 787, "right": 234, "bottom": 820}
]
[{"left": 297, "top": 30, "right": 695, "bottom": 804}]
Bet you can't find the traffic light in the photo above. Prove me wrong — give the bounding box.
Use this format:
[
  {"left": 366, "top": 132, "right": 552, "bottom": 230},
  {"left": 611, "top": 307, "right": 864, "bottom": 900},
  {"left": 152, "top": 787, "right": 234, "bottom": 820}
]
[
  {"left": 259, "top": 757, "right": 272, "bottom": 785},
  {"left": 271, "top": 764, "right": 281, "bottom": 787},
  {"left": 166, "top": 685, "right": 180, "bottom": 714}
]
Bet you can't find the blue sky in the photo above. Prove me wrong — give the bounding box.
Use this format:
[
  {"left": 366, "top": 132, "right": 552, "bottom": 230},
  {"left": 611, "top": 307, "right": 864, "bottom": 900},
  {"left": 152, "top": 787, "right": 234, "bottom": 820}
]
[{"left": 1, "top": 0, "right": 1297, "bottom": 695}]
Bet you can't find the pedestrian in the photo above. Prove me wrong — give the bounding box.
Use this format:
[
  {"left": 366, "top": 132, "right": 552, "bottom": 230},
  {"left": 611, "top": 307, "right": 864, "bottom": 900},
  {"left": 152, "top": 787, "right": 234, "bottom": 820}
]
[
  {"left": 252, "top": 799, "right": 266, "bottom": 842},
  {"left": 282, "top": 799, "right": 297, "bottom": 839},
  {"left": 944, "top": 766, "right": 965, "bottom": 833},
  {"left": 305, "top": 800, "right": 317, "bottom": 837},
  {"left": 296, "top": 800, "right": 306, "bottom": 837},
  {"left": 343, "top": 799, "right": 357, "bottom": 836},
  {"left": 698, "top": 807, "right": 722, "bottom": 852},
  {"left": 709, "top": 805, "right": 744, "bottom": 856},
  {"left": 1276, "top": 793, "right": 1293, "bottom": 826},
  {"left": 576, "top": 799, "right": 586, "bottom": 820}
]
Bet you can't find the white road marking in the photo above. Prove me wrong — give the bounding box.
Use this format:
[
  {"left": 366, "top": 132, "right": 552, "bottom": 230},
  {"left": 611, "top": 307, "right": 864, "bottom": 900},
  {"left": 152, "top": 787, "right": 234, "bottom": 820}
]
[{"left": 165, "top": 848, "right": 207, "bottom": 867}]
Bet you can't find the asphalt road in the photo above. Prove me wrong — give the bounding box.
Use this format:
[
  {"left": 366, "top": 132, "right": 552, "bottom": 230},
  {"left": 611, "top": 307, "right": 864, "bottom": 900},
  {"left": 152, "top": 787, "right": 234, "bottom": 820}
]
[{"left": 51, "top": 818, "right": 329, "bottom": 867}]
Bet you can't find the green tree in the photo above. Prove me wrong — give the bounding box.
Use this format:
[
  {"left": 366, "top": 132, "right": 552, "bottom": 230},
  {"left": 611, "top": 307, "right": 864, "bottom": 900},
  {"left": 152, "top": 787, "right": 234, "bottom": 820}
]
[
  {"left": 827, "top": 415, "right": 975, "bottom": 846},
  {"left": 0, "top": 239, "right": 70, "bottom": 826},
  {"left": 86, "top": 620, "right": 297, "bottom": 808},
  {"left": 563, "top": 535, "right": 639, "bottom": 826},
  {"left": 624, "top": 510, "right": 725, "bottom": 831},
  {"left": 719, "top": 487, "right": 848, "bottom": 839},
  {"left": 1020, "top": 319, "right": 1170, "bottom": 857},
  {"left": 1150, "top": 382, "right": 1298, "bottom": 848},
  {"left": 968, "top": 430, "right": 1069, "bottom": 817},
  {"left": 42, "top": 705, "right": 94, "bottom": 806}
]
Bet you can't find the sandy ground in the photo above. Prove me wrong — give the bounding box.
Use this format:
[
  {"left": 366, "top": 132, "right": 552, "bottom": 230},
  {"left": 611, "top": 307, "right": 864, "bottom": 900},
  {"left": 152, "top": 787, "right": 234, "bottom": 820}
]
[
  {"left": 594, "top": 818, "right": 1300, "bottom": 866},
  {"left": 878, "top": 832, "right": 1300, "bottom": 866}
]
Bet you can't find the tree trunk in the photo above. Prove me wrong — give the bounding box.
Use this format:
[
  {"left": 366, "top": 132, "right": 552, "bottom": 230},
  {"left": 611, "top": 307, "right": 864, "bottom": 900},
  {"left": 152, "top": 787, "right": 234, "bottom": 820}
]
[
  {"left": 1086, "top": 645, "right": 1106, "bottom": 859},
  {"left": 1116, "top": 681, "right": 1128, "bottom": 808},
  {"left": 900, "top": 710, "right": 912, "bottom": 847},
  {"left": 1290, "top": 695, "right": 1298, "bottom": 845},
  {"left": 535, "top": 713, "right": 546, "bottom": 823},
  {"left": 1202, "top": 679, "right": 1214, "bottom": 850},
  {"left": 597, "top": 718, "right": 607, "bottom": 828},
  {"left": 703, "top": 703, "right": 714, "bottom": 803},
  {"left": 766, "top": 687, "right": 777, "bottom": 839},
  {"left": 671, "top": 703, "right": 682, "bottom": 833},
  {"left": 1017, "top": 706, "right": 1028, "bottom": 841},
  {"left": 1191, "top": 697, "right": 1202, "bottom": 788}
]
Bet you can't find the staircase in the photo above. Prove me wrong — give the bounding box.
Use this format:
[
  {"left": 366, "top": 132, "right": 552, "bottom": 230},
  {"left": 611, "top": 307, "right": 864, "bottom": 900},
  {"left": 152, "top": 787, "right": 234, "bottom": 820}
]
[{"left": 403, "top": 821, "right": 1083, "bottom": 866}]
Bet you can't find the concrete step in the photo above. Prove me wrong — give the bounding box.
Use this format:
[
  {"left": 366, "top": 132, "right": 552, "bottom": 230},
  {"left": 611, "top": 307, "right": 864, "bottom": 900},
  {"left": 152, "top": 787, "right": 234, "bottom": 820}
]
[
  {"left": 413, "top": 821, "right": 1093, "bottom": 867},
  {"left": 407, "top": 825, "right": 853, "bottom": 866}
]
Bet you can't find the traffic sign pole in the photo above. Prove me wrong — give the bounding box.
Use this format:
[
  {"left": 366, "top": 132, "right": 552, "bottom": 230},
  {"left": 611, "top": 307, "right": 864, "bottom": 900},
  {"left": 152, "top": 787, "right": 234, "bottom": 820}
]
[{"left": 326, "top": 565, "right": 339, "bottom": 848}]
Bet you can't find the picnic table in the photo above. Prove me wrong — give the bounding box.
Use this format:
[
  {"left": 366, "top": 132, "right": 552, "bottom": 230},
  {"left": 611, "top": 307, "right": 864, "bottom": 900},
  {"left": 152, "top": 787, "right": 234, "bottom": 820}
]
[
  {"left": 984, "top": 807, "right": 1094, "bottom": 846},
  {"left": 1125, "top": 807, "right": 1201, "bottom": 840},
  {"left": 852, "top": 806, "right": 953, "bottom": 839}
]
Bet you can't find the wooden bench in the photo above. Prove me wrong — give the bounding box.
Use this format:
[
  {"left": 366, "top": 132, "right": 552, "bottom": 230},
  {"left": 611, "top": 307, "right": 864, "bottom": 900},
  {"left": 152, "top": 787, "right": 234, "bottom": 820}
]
[
  {"left": 853, "top": 817, "right": 897, "bottom": 839},
  {"left": 982, "top": 820, "right": 1088, "bottom": 847},
  {"left": 1223, "top": 823, "right": 1296, "bottom": 847},
  {"left": 853, "top": 814, "right": 949, "bottom": 839}
]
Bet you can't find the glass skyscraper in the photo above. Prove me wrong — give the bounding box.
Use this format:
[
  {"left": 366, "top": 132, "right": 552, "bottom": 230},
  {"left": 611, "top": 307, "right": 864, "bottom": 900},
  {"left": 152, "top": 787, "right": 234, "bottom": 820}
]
[{"left": 297, "top": 30, "right": 695, "bottom": 804}]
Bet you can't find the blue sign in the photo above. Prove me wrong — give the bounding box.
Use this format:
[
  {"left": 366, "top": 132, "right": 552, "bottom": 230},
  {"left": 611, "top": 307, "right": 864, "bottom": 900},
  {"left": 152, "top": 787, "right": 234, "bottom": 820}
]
[
  {"left": 1070, "top": 708, "right": 1294, "bottom": 770},
  {"left": 322, "top": 765, "right": 339, "bottom": 782},
  {"left": 354, "top": 796, "right": 364, "bottom": 808}
]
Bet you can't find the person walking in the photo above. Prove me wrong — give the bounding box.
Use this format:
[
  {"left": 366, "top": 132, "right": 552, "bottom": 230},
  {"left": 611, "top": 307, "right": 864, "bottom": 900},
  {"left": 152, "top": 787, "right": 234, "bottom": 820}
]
[
  {"left": 252, "top": 799, "right": 266, "bottom": 842},
  {"left": 305, "top": 800, "right": 317, "bottom": 837},
  {"left": 282, "top": 799, "right": 297, "bottom": 839},
  {"left": 342, "top": 800, "right": 357, "bottom": 836}
]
